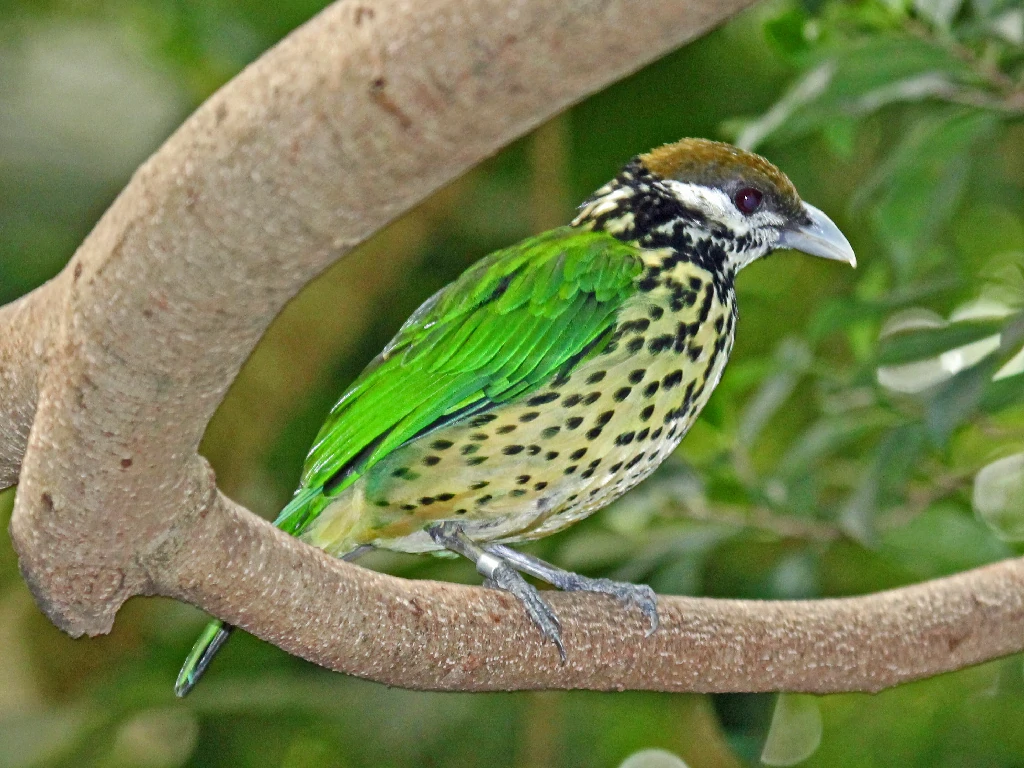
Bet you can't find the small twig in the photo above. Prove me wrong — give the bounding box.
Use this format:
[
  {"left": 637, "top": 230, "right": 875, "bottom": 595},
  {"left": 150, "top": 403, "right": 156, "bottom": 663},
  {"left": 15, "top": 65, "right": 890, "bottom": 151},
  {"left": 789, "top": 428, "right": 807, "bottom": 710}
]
[{"left": 904, "top": 18, "right": 1024, "bottom": 115}]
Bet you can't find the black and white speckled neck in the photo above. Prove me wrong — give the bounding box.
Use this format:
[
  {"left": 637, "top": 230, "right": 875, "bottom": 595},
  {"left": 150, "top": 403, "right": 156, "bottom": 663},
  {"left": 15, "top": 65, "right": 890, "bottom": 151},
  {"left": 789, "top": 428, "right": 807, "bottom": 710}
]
[{"left": 573, "top": 159, "right": 751, "bottom": 300}]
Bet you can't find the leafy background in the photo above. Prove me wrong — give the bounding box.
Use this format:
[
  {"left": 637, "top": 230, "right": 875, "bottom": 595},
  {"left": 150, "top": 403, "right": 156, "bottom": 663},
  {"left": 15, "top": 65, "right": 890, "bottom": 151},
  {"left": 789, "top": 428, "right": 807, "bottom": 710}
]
[{"left": 1, "top": 0, "right": 1023, "bottom": 766}]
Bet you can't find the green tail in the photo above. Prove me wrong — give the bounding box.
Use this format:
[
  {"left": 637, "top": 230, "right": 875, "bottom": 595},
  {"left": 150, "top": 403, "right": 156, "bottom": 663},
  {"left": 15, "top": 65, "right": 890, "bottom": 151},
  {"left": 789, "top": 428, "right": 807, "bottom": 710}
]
[
  {"left": 175, "top": 620, "right": 234, "bottom": 697},
  {"left": 173, "top": 486, "right": 374, "bottom": 696},
  {"left": 174, "top": 488, "right": 324, "bottom": 697},
  {"left": 272, "top": 484, "right": 326, "bottom": 536}
]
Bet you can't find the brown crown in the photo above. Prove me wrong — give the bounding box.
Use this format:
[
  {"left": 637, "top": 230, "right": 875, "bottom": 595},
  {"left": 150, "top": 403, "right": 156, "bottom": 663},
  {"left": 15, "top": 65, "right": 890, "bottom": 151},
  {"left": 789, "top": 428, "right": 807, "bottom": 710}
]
[{"left": 640, "top": 138, "right": 804, "bottom": 218}]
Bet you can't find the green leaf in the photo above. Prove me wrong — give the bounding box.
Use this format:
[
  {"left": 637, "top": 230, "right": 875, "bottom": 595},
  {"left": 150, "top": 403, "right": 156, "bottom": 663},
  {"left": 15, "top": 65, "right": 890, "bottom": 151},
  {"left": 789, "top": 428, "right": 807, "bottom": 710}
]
[
  {"left": 776, "top": 409, "right": 895, "bottom": 478},
  {"left": 925, "top": 311, "right": 1024, "bottom": 440},
  {"left": 761, "top": 694, "right": 823, "bottom": 767},
  {"left": 981, "top": 313, "right": 1024, "bottom": 410},
  {"left": 881, "top": 504, "right": 1013, "bottom": 579},
  {"left": 764, "top": 8, "right": 814, "bottom": 61},
  {"left": 840, "top": 425, "right": 927, "bottom": 546},
  {"left": 619, "top": 749, "right": 690, "bottom": 768},
  {"left": 913, "top": 0, "right": 966, "bottom": 29},
  {"left": 925, "top": 355, "right": 999, "bottom": 443},
  {"left": 807, "top": 277, "right": 961, "bottom": 344},
  {"left": 822, "top": 116, "right": 859, "bottom": 159},
  {"left": 742, "top": 35, "right": 979, "bottom": 147},
  {"left": 981, "top": 372, "right": 1024, "bottom": 411},
  {"left": 808, "top": 297, "right": 884, "bottom": 342},
  {"left": 973, "top": 452, "right": 1024, "bottom": 541},
  {"left": 998, "top": 309, "right": 1024, "bottom": 353},
  {"left": 738, "top": 338, "right": 812, "bottom": 446},
  {"left": 736, "top": 62, "right": 836, "bottom": 150},
  {"left": 866, "top": 110, "right": 998, "bottom": 277},
  {"left": 876, "top": 316, "right": 1009, "bottom": 365}
]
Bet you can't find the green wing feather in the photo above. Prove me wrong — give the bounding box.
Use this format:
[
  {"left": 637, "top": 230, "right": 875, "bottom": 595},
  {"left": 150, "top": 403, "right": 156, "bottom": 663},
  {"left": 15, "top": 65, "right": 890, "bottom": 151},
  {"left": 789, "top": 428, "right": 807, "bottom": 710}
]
[{"left": 275, "top": 226, "right": 643, "bottom": 536}]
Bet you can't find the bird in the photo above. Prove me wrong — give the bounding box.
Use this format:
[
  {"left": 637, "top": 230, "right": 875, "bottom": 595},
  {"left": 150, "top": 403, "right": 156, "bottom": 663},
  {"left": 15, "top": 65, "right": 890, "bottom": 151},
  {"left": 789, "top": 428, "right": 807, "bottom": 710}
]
[{"left": 175, "top": 138, "right": 855, "bottom": 696}]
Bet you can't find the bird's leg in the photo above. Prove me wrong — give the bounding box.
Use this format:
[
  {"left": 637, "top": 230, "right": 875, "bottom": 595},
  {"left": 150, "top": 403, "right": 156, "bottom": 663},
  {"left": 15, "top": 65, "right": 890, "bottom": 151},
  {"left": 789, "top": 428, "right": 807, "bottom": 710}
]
[
  {"left": 428, "top": 522, "right": 565, "bottom": 660},
  {"left": 485, "top": 544, "right": 659, "bottom": 636}
]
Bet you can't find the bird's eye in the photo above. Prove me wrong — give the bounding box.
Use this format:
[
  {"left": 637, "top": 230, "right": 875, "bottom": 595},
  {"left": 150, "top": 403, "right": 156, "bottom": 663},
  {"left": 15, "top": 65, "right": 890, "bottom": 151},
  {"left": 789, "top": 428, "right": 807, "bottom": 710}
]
[{"left": 734, "top": 187, "right": 763, "bottom": 215}]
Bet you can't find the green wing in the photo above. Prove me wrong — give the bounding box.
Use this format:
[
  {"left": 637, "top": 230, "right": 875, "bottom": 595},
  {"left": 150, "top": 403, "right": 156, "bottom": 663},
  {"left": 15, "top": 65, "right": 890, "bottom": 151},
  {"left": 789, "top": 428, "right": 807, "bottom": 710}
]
[{"left": 275, "top": 226, "right": 643, "bottom": 535}]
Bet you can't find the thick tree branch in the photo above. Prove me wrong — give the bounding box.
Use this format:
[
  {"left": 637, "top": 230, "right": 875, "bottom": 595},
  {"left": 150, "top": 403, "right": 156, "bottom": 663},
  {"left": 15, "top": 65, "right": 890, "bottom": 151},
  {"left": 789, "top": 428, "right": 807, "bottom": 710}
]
[
  {"left": 0, "top": 281, "right": 61, "bottom": 486},
  {"left": 163, "top": 493, "right": 1024, "bottom": 693},
  {"left": 2, "top": 0, "right": 1022, "bottom": 694}
]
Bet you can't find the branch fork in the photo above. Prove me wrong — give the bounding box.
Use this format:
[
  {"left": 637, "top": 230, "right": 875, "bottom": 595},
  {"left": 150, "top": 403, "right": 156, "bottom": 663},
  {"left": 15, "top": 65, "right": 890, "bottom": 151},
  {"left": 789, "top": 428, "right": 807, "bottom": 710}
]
[{"left": 2, "top": 0, "right": 1022, "bottom": 693}]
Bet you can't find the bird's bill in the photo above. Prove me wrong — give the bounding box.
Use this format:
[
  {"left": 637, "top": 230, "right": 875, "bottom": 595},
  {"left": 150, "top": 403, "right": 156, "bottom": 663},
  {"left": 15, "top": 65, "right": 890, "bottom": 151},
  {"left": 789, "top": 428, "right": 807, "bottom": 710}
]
[{"left": 777, "top": 203, "right": 857, "bottom": 267}]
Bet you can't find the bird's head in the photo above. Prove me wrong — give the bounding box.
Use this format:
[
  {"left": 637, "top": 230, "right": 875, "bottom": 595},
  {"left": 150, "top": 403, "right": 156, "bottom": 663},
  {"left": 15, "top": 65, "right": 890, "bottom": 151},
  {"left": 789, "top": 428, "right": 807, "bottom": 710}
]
[{"left": 576, "top": 138, "right": 856, "bottom": 277}]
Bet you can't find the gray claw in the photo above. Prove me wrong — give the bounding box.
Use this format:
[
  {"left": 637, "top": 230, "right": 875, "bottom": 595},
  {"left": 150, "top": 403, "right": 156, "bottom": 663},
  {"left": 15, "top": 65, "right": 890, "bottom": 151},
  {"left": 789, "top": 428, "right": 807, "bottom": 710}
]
[
  {"left": 562, "top": 575, "right": 659, "bottom": 636},
  {"left": 482, "top": 544, "right": 660, "bottom": 639},
  {"left": 484, "top": 566, "right": 566, "bottom": 662}
]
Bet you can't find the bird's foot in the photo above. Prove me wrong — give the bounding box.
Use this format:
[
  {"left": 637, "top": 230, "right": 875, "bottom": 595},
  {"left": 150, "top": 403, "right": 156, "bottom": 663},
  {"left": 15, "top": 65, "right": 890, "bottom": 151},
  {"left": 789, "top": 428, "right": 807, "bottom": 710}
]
[
  {"left": 428, "top": 522, "right": 565, "bottom": 660},
  {"left": 544, "top": 573, "right": 658, "bottom": 636},
  {"left": 486, "top": 544, "right": 659, "bottom": 636},
  {"left": 477, "top": 552, "right": 565, "bottom": 661}
]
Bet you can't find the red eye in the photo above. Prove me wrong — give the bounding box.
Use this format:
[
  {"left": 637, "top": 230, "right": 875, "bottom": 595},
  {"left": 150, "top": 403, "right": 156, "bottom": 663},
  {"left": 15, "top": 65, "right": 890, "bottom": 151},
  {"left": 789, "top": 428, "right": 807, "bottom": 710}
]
[{"left": 734, "top": 187, "right": 763, "bottom": 214}]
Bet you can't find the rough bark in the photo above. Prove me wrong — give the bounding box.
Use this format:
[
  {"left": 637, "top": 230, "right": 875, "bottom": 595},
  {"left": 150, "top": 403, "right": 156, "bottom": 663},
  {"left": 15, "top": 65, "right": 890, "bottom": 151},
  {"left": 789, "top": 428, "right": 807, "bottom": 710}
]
[{"left": 2, "top": 0, "right": 1022, "bottom": 694}]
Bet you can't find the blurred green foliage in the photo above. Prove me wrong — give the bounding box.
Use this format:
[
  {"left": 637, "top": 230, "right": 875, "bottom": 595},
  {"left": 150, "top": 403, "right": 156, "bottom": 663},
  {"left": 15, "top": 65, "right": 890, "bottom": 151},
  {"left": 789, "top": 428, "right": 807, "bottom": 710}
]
[{"left": 1, "top": 0, "right": 1023, "bottom": 766}]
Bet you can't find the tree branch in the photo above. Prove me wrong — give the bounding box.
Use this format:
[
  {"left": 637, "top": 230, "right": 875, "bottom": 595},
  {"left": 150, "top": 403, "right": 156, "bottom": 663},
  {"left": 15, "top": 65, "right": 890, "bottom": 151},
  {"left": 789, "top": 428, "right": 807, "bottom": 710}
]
[
  {"left": 3, "top": 0, "right": 1022, "bottom": 694},
  {"left": 165, "top": 493, "right": 1024, "bottom": 693}
]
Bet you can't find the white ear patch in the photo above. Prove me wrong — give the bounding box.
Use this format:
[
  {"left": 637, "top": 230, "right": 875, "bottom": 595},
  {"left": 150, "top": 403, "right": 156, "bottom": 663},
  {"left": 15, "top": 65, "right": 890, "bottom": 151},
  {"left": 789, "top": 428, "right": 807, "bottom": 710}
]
[
  {"left": 661, "top": 180, "right": 734, "bottom": 221},
  {"left": 660, "top": 179, "right": 791, "bottom": 273},
  {"left": 662, "top": 179, "right": 786, "bottom": 233}
]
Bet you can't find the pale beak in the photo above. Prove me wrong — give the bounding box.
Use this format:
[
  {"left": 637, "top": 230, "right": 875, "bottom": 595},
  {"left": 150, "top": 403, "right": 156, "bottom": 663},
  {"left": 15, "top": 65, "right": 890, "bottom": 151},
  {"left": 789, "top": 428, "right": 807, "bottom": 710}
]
[{"left": 777, "top": 203, "right": 857, "bottom": 267}]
